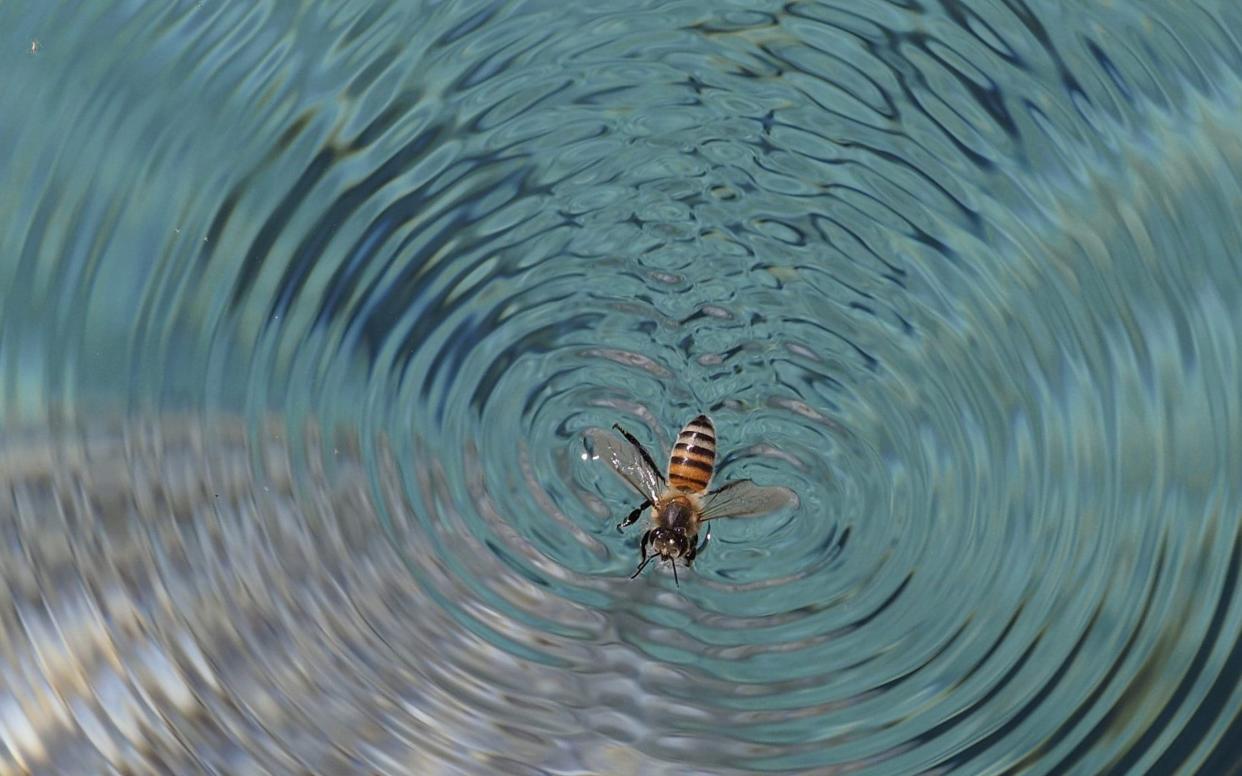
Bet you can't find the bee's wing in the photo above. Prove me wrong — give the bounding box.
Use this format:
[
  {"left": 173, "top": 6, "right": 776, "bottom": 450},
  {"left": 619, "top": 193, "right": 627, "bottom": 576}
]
[
  {"left": 699, "top": 479, "right": 798, "bottom": 521},
  {"left": 583, "top": 427, "right": 664, "bottom": 503}
]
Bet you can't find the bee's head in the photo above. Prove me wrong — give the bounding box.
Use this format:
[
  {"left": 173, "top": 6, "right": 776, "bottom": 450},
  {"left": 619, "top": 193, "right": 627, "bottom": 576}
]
[{"left": 650, "top": 527, "right": 688, "bottom": 559}]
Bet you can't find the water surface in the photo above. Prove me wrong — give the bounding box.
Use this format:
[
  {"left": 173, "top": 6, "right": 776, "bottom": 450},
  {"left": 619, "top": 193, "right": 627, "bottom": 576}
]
[{"left": 2, "top": 1, "right": 1241, "bottom": 773}]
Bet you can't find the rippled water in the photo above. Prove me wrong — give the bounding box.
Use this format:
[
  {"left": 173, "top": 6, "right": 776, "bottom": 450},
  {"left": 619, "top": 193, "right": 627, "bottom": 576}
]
[{"left": 3, "top": 1, "right": 1242, "bottom": 774}]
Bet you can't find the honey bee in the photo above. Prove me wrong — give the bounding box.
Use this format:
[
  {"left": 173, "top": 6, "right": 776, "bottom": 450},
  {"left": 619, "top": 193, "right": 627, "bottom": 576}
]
[{"left": 586, "top": 414, "right": 797, "bottom": 584}]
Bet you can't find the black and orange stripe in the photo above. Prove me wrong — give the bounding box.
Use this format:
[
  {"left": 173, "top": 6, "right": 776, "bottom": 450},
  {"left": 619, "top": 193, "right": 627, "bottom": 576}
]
[{"left": 667, "top": 414, "right": 716, "bottom": 493}]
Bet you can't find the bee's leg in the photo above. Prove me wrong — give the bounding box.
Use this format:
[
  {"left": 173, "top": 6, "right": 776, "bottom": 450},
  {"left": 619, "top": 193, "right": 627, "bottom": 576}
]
[
  {"left": 684, "top": 530, "right": 709, "bottom": 567},
  {"left": 617, "top": 500, "right": 650, "bottom": 532},
  {"left": 630, "top": 531, "right": 652, "bottom": 579},
  {"left": 637, "top": 530, "right": 650, "bottom": 561},
  {"left": 612, "top": 424, "right": 666, "bottom": 484}
]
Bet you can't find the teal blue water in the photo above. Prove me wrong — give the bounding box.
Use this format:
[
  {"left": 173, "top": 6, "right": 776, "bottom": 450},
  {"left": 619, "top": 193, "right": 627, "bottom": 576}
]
[{"left": 2, "top": 1, "right": 1241, "bottom": 773}]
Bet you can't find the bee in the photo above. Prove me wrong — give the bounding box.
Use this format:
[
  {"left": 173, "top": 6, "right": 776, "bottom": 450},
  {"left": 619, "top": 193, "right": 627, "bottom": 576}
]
[{"left": 586, "top": 414, "right": 797, "bottom": 584}]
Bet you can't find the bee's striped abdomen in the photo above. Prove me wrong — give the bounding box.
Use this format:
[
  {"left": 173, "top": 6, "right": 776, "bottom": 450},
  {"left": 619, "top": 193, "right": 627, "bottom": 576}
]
[{"left": 667, "top": 414, "right": 716, "bottom": 493}]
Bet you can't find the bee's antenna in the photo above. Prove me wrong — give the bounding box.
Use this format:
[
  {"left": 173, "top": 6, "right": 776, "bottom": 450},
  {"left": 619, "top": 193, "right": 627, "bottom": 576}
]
[{"left": 630, "top": 555, "right": 653, "bottom": 579}]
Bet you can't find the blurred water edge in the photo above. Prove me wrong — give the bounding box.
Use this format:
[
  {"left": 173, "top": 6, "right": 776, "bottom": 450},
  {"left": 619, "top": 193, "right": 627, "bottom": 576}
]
[{"left": 1, "top": 1, "right": 1241, "bottom": 774}]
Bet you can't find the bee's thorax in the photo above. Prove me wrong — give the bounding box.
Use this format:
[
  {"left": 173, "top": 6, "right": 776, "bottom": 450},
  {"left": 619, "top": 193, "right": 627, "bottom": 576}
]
[
  {"left": 648, "top": 495, "right": 699, "bottom": 559},
  {"left": 653, "top": 496, "right": 697, "bottom": 531}
]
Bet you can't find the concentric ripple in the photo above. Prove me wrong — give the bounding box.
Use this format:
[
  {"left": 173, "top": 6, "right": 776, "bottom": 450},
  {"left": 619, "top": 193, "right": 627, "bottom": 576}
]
[{"left": 3, "top": 1, "right": 1242, "bottom": 773}]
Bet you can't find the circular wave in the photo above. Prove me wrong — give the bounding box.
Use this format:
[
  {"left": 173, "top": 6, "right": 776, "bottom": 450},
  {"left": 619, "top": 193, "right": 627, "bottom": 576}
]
[{"left": 2, "top": 1, "right": 1241, "bottom": 773}]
